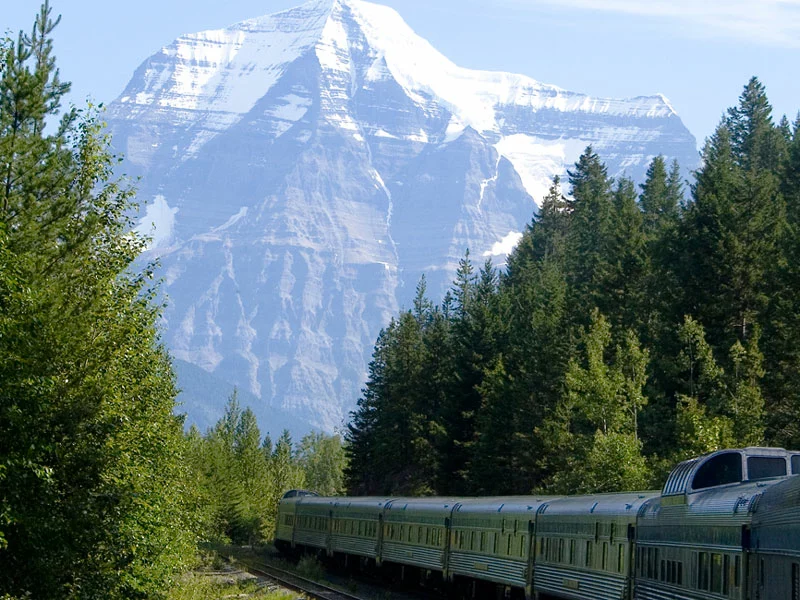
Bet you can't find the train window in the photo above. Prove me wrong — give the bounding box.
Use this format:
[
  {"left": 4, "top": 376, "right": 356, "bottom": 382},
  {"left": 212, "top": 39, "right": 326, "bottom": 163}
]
[
  {"left": 558, "top": 539, "right": 565, "bottom": 563},
  {"left": 711, "top": 553, "right": 723, "bottom": 593},
  {"left": 618, "top": 544, "right": 624, "bottom": 573},
  {"left": 722, "top": 555, "right": 730, "bottom": 595},
  {"left": 693, "top": 452, "right": 743, "bottom": 489},
  {"left": 602, "top": 542, "right": 608, "bottom": 570},
  {"left": 480, "top": 531, "right": 486, "bottom": 551},
  {"left": 586, "top": 541, "right": 593, "bottom": 568},
  {"left": 760, "top": 558, "right": 765, "bottom": 587},
  {"left": 793, "top": 456, "right": 800, "bottom": 475},
  {"left": 748, "top": 456, "right": 787, "bottom": 480},
  {"left": 507, "top": 534, "right": 512, "bottom": 555},
  {"left": 660, "top": 559, "right": 666, "bottom": 581},
  {"left": 677, "top": 561, "right": 683, "bottom": 585},
  {"left": 792, "top": 563, "right": 799, "bottom": 600},
  {"left": 698, "top": 552, "right": 710, "bottom": 590},
  {"left": 570, "top": 539, "right": 576, "bottom": 565}
]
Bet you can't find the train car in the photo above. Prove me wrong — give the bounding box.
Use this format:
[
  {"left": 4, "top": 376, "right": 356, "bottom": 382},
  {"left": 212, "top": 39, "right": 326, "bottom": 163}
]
[
  {"left": 636, "top": 447, "right": 797, "bottom": 600},
  {"left": 380, "top": 498, "right": 457, "bottom": 576},
  {"left": 448, "top": 497, "right": 551, "bottom": 598},
  {"left": 750, "top": 470, "right": 800, "bottom": 600},
  {"left": 274, "top": 490, "right": 319, "bottom": 552},
  {"left": 533, "top": 492, "right": 655, "bottom": 600},
  {"left": 292, "top": 494, "right": 335, "bottom": 554},
  {"left": 329, "top": 497, "right": 389, "bottom": 564}
]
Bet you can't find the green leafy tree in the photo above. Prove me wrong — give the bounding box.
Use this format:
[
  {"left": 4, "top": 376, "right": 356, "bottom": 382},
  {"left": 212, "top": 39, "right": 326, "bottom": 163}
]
[
  {"left": 0, "top": 4, "right": 195, "bottom": 597},
  {"left": 296, "top": 432, "right": 347, "bottom": 496},
  {"left": 540, "top": 310, "right": 650, "bottom": 493}
]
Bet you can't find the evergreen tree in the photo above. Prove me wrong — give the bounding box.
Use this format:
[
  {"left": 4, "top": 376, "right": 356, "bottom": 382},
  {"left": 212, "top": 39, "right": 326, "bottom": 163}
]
[
  {"left": 764, "top": 113, "right": 800, "bottom": 446},
  {"left": 441, "top": 256, "right": 501, "bottom": 494},
  {"left": 680, "top": 116, "right": 782, "bottom": 349},
  {"left": 565, "top": 147, "right": 616, "bottom": 324},
  {"left": 345, "top": 328, "right": 391, "bottom": 494}
]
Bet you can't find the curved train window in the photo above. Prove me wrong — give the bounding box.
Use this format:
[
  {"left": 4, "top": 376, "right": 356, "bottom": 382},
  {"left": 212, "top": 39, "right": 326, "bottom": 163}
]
[
  {"left": 792, "top": 455, "right": 800, "bottom": 475},
  {"left": 693, "top": 452, "right": 742, "bottom": 490},
  {"left": 748, "top": 456, "right": 787, "bottom": 480}
]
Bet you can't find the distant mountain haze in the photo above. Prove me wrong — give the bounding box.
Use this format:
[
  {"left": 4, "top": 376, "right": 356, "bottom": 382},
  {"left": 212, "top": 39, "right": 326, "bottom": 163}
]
[{"left": 107, "top": 0, "right": 697, "bottom": 432}]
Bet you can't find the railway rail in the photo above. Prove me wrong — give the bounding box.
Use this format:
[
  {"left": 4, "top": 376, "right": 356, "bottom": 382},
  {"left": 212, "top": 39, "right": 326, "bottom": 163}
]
[{"left": 237, "top": 559, "right": 368, "bottom": 600}]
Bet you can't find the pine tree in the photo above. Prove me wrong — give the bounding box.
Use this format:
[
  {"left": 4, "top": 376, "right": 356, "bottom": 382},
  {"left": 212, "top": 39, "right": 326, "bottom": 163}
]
[
  {"left": 441, "top": 256, "right": 501, "bottom": 494},
  {"left": 345, "top": 328, "right": 391, "bottom": 494},
  {"left": 565, "top": 147, "right": 616, "bottom": 325},
  {"left": 764, "top": 113, "right": 800, "bottom": 446},
  {"left": 680, "top": 115, "right": 782, "bottom": 349}
]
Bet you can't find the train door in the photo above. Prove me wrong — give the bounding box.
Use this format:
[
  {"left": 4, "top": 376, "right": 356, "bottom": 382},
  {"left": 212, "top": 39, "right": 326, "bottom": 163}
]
[{"left": 525, "top": 520, "right": 535, "bottom": 600}]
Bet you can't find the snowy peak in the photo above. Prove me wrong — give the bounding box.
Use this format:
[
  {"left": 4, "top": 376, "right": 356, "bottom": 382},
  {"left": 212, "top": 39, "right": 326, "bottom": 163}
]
[
  {"left": 118, "top": 0, "right": 675, "bottom": 129},
  {"left": 117, "top": 0, "right": 332, "bottom": 115}
]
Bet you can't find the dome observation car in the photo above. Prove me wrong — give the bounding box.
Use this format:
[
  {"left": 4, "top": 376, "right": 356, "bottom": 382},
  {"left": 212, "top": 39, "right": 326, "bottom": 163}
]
[{"left": 662, "top": 447, "right": 798, "bottom": 502}]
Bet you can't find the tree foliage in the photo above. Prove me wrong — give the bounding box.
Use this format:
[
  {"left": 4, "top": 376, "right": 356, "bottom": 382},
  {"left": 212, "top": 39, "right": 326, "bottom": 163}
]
[{"left": 0, "top": 4, "right": 195, "bottom": 597}]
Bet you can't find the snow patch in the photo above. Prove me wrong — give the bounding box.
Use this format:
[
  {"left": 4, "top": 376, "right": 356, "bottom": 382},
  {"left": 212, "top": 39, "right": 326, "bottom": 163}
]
[
  {"left": 136, "top": 195, "right": 178, "bottom": 250},
  {"left": 266, "top": 93, "right": 312, "bottom": 122},
  {"left": 478, "top": 156, "right": 501, "bottom": 211},
  {"left": 212, "top": 206, "right": 249, "bottom": 233},
  {"left": 483, "top": 231, "right": 523, "bottom": 257},
  {"left": 495, "top": 134, "right": 588, "bottom": 204}
]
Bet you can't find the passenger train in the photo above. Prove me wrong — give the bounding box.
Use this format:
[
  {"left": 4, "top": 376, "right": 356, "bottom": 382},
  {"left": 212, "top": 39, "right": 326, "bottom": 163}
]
[{"left": 275, "top": 447, "right": 800, "bottom": 599}]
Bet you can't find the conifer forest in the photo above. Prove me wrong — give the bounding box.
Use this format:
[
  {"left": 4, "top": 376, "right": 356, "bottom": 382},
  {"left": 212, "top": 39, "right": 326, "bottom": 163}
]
[
  {"left": 2, "top": 2, "right": 800, "bottom": 599},
  {"left": 345, "top": 81, "right": 800, "bottom": 497}
]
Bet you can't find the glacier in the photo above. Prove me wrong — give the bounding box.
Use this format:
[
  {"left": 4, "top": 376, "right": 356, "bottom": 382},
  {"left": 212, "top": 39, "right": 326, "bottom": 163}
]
[{"left": 106, "top": 0, "right": 697, "bottom": 432}]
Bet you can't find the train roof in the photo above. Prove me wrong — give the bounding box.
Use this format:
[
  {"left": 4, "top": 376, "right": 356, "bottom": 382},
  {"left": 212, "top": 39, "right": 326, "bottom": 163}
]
[
  {"left": 385, "top": 498, "right": 460, "bottom": 513},
  {"left": 452, "top": 496, "right": 555, "bottom": 516},
  {"left": 752, "top": 473, "right": 800, "bottom": 520},
  {"left": 538, "top": 491, "right": 658, "bottom": 518}
]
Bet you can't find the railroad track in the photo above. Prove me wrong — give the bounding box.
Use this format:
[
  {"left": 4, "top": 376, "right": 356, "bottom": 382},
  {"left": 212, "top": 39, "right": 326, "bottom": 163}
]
[{"left": 240, "top": 560, "right": 367, "bottom": 600}]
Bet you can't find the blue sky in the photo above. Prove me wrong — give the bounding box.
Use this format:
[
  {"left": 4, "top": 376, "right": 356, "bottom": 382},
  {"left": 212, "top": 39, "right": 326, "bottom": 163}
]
[{"left": 5, "top": 0, "right": 800, "bottom": 147}]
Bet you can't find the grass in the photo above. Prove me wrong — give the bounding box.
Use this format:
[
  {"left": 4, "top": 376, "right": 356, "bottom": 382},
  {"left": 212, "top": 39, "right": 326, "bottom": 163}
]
[
  {"left": 168, "top": 571, "right": 298, "bottom": 600},
  {"left": 296, "top": 555, "right": 325, "bottom": 581}
]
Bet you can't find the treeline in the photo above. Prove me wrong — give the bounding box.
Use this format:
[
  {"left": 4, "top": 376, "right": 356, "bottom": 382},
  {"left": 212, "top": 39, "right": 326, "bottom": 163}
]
[
  {"left": 346, "top": 77, "right": 800, "bottom": 497},
  {"left": 185, "top": 392, "right": 346, "bottom": 546}
]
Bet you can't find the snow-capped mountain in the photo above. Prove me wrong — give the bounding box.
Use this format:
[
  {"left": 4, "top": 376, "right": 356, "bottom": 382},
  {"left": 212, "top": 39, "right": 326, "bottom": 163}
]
[{"left": 107, "top": 0, "right": 697, "bottom": 432}]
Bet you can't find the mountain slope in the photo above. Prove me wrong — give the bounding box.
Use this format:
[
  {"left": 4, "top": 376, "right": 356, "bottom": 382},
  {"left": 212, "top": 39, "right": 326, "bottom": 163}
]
[{"left": 107, "top": 0, "right": 697, "bottom": 431}]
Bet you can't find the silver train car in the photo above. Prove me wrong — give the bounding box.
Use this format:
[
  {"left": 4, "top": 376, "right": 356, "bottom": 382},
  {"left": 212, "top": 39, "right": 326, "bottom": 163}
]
[{"left": 275, "top": 447, "right": 800, "bottom": 599}]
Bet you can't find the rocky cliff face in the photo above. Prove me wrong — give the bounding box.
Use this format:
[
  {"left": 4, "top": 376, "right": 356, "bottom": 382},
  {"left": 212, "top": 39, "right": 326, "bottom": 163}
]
[{"left": 106, "top": 0, "right": 697, "bottom": 431}]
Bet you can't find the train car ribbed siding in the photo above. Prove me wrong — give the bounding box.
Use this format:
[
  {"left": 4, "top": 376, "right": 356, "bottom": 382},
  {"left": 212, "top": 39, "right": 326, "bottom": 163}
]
[
  {"left": 448, "top": 551, "right": 527, "bottom": 587},
  {"left": 534, "top": 565, "right": 626, "bottom": 599}
]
